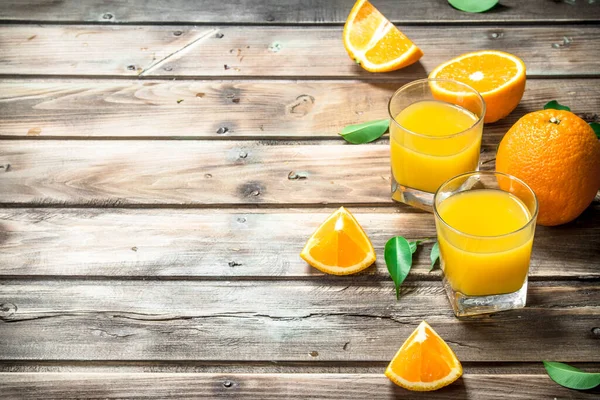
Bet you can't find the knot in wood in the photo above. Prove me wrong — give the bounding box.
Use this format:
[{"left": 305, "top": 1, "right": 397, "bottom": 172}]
[
  {"left": 102, "top": 13, "right": 114, "bottom": 20},
  {"left": 223, "top": 380, "right": 234, "bottom": 388},
  {"left": 0, "top": 302, "right": 17, "bottom": 317},
  {"left": 309, "top": 351, "right": 319, "bottom": 357},
  {"left": 216, "top": 127, "right": 229, "bottom": 134},
  {"left": 173, "top": 30, "right": 183, "bottom": 36},
  {"left": 287, "top": 95, "right": 315, "bottom": 117},
  {"left": 237, "top": 181, "right": 263, "bottom": 200}
]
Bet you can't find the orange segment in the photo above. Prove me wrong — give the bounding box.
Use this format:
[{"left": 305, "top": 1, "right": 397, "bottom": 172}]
[
  {"left": 300, "top": 207, "right": 376, "bottom": 275},
  {"left": 343, "top": 0, "right": 423, "bottom": 72},
  {"left": 346, "top": 0, "right": 382, "bottom": 51},
  {"left": 429, "top": 50, "right": 526, "bottom": 123},
  {"left": 385, "top": 321, "right": 463, "bottom": 391}
]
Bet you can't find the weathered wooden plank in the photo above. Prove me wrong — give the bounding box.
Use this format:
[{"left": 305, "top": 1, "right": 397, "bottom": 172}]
[
  {"left": 1, "top": 79, "right": 598, "bottom": 139},
  {"left": 1, "top": 373, "right": 598, "bottom": 399},
  {"left": 0, "top": 0, "right": 598, "bottom": 24},
  {"left": 0, "top": 281, "right": 598, "bottom": 361},
  {"left": 0, "top": 208, "right": 598, "bottom": 279},
  {"left": 1, "top": 25, "right": 599, "bottom": 78},
  {"left": 0, "top": 25, "right": 220, "bottom": 77},
  {"left": 0, "top": 141, "right": 498, "bottom": 206}
]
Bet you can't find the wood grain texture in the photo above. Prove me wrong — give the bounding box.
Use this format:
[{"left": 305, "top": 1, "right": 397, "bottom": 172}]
[
  {"left": 0, "top": 208, "right": 598, "bottom": 279},
  {"left": 0, "top": 25, "right": 218, "bottom": 77},
  {"left": 1, "top": 79, "right": 598, "bottom": 139},
  {"left": 0, "top": 140, "right": 497, "bottom": 206},
  {"left": 1, "top": 25, "right": 599, "bottom": 78},
  {"left": 0, "top": 0, "right": 598, "bottom": 23},
  {"left": 0, "top": 281, "right": 598, "bottom": 361},
  {"left": 1, "top": 373, "right": 599, "bottom": 399}
]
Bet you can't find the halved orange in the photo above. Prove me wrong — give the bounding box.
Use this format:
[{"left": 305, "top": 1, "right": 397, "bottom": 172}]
[
  {"left": 300, "top": 207, "right": 376, "bottom": 275},
  {"left": 385, "top": 321, "right": 463, "bottom": 391},
  {"left": 429, "top": 50, "right": 526, "bottom": 123},
  {"left": 343, "top": 0, "right": 423, "bottom": 72}
]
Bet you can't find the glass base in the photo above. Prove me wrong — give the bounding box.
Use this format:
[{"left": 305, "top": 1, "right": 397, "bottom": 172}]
[
  {"left": 443, "top": 277, "right": 528, "bottom": 317},
  {"left": 391, "top": 179, "right": 433, "bottom": 212}
]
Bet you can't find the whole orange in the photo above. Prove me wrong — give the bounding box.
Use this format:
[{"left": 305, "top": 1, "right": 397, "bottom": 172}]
[{"left": 496, "top": 109, "right": 600, "bottom": 226}]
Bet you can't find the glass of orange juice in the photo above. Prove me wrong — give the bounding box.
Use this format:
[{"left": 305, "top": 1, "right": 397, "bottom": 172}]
[
  {"left": 434, "top": 171, "right": 538, "bottom": 317},
  {"left": 389, "top": 79, "right": 485, "bottom": 210}
]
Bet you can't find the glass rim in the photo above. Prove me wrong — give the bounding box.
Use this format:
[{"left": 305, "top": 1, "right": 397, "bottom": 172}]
[
  {"left": 433, "top": 171, "right": 539, "bottom": 240},
  {"left": 388, "top": 78, "right": 486, "bottom": 140}
]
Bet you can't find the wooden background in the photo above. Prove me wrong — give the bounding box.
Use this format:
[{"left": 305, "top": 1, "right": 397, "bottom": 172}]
[{"left": 0, "top": 1, "right": 599, "bottom": 398}]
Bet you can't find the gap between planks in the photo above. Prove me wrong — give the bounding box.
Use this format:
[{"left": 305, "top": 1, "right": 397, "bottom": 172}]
[
  {"left": 0, "top": 74, "right": 599, "bottom": 81},
  {"left": 1, "top": 361, "right": 598, "bottom": 374}
]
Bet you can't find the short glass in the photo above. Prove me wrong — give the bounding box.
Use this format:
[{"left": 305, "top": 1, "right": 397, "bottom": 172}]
[
  {"left": 433, "top": 171, "right": 538, "bottom": 317},
  {"left": 389, "top": 79, "right": 485, "bottom": 211}
]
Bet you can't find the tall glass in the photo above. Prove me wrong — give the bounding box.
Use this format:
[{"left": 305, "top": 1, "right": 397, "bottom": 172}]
[
  {"left": 389, "top": 79, "right": 485, "bottom": 211},
  {"left": 433, "top": 171, "right": 538, "bottom": 317}
]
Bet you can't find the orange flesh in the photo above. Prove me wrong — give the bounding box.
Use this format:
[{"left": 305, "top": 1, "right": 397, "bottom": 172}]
[
  {"left": 306, "top": 213, "right": 370, "bottom": 268},
  {"left": 363, "top": 27, "right": 414, "bottom": 64},
  {"left": 389, "top": 325, "right": 455, "bottom": 383},
  {"left": 348, "top": 1, "right": 382, "bottom": 50},
  {"left": 432, "top": 53, "right": 519, "bottom": 93}
]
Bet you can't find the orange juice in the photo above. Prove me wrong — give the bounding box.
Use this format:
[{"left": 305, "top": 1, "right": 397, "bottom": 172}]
[
  {"left": 390, "top": 100, "right": 482, "bottom": 193},
  {"left": 436, "top": 189, "right": 534, "bottom": 296}
]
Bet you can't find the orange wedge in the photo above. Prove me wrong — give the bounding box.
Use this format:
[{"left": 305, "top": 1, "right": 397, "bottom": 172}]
[
  {"left": 300, "top": 207, "right": 376, "bottom": 275},
  {"left": 429, "top": 50, "right": 526, "bottom": 123},
  {"left": 343, "top": 0, "right": 423, "bottom": 72},
  {"left": 385, "top": 321, "right": 463, "bottom": 391}
]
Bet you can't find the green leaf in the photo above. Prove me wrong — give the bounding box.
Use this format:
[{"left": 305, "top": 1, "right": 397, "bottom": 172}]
[
  {"left": 589, "top": 122, "right": 600, "bottom": 139},
  {"left": 408, "top": 240, "right": 422, "bottom": 254},
  {"left": 429, "top": 242, "right": 440, "bottom": 272},
  {"left": 543, "top": 361, "right": 600, "bottom": 390},
  {"left": 385, "top": 236, "right": 413, "bottom": 300},
  {"left": 543, "top": 100, "right": 570, "bottom": 111},
  {"left": 340, "top": 119, "right": 389, "bottom": 144},
  {"left": 448, "top": 0, "right": 498, "bottom": 13}
]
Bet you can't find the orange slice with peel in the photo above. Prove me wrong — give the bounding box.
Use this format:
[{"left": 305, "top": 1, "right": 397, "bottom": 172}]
[
  {"left": 343, "top": 0, "right": 423, "bottom": 72},
  {"left": 385, "top": 321, "right": 463, "bottom": 391},
  {"left": 429, "top": 50, "right": 526, "bottom": 123},
  {"left": 300, "top": 207, "right": 376, "bottom": 275}
]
